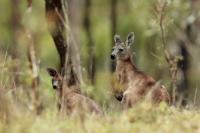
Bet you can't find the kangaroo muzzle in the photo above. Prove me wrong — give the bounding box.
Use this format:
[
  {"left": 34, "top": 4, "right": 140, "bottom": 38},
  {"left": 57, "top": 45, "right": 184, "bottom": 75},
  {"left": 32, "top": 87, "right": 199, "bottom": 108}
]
[
  {"left": 111, "top": 50, "right": 118, "bottom": 60},
  {"left": 52, "top": 80, "right": 59, "bottom": 89}
]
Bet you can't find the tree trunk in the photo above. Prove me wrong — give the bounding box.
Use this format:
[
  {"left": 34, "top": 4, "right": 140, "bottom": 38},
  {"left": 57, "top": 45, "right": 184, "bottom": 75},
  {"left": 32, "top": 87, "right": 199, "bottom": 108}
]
[
  {"left": 176, "top": 0, "right": 198, "bottom": 106},
  {"left": 83, "top": 0, "right": 96, "bottom": 84},
  {"left": 67, "top": 0, "right": 83, "bottom": 85},
  {"left": 10, "top": 0, "right": 21, "bottom": 85},
  {"left": 45, "top": 0, "right": 82, "bottom": 92},
  {"left": 177, "top": 41, "right": 189, "bottom": 106},
  {"left": 27, "top": 31, "right": 40, "bottom": 112},
  {"left": 24, "top": 0, "right": 41, "bottom": 114},
  {"left": 68, "top": 0, "right": 81, "bottom": 42},
  {"left": 27, "top": 0, "right": 32, "bottom": 8},
  {"left": 10, "top": 0, "right": 20, "bottom": 58}
]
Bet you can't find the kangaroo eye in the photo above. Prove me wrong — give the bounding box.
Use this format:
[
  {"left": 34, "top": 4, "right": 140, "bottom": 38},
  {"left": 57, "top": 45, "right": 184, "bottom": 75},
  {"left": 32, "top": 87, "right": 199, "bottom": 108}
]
[{"left": 119, "top": 48, "right": 123, "bottom": 52}]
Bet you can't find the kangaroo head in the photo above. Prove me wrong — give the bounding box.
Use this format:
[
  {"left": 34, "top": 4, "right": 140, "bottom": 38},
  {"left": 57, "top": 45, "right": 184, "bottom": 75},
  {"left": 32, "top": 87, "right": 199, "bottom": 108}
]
[
  {"left": 111, "top": 32, "right": 135, "bottom": 60},
  {"left": 46, "top": 67, "right": 63, "bottom": 90}
]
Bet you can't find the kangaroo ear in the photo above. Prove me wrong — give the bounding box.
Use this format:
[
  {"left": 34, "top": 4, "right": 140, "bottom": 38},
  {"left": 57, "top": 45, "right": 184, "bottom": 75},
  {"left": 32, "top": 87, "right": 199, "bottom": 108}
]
[
  {"left": 126, "top": 32, "right": 135, "bottom": 46},
  {"left": 46, "top": 67, "right": 58, "bottom": 77},
  {"left": 114, "top": 34, "right": 122, "bottom": 45}
]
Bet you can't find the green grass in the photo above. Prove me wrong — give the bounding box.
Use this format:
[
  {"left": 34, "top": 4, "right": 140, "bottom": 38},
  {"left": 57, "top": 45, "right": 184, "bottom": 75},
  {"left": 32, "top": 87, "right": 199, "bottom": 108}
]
[
  {"left": 1, "top": 100, "right": 200, "bottom": 133},
  {"left": 0, "top": 56, "right": 200, "bottom": 133}
]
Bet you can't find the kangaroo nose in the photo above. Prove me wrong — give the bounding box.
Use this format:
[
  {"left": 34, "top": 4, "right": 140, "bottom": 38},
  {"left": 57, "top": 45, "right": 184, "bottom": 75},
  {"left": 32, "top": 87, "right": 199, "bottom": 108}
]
[
  {"left": 111, "top": 54, "right": 115, "bottom": 60},
  {"left": 53, "top": 85, "right": 57, "bottom": 89},
  {"left": 115, "top": 92, "right": 123, "bottom": 101}
]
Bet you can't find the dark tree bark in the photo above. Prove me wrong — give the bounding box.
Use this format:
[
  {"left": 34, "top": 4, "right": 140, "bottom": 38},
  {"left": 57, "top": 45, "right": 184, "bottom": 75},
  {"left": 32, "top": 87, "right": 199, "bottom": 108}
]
[
  {"left": 45, "top": 0, "right": 82, "bottom": 92},
  {"left": 177, "top": 41, "right": 189, "bottom": 106},
  {"left": 27, "top": 0, "right": 32, "bottom": 8},
  {"left": 45, "top": 0, "right": 66, "bottom": 69},
  {"left": 83, "top": 0, "right": 96, "bottom": 84},
  {"left": 110, "top": 0, "right": 117, "bottom": 72}
]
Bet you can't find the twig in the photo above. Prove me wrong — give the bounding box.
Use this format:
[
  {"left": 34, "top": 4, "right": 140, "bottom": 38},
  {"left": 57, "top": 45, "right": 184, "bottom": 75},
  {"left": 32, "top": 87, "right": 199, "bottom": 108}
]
[{"left": 157, "top": 0, "right": 181, "bottom": 105}]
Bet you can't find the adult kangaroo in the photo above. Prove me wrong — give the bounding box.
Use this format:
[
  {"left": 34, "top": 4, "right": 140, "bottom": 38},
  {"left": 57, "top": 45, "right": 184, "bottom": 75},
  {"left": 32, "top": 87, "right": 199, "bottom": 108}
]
[
  {"left": 47, "top": 68, "right": 103, "bottom": 116},
  {"left": 111, "top": 32, "right": 170, "bottom": 109}
]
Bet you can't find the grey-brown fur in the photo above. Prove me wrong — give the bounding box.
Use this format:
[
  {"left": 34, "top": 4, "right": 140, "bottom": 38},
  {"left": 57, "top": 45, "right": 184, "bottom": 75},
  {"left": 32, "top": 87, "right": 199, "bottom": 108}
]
[
  {"left": 111, "top": 32, "right": 170, "bottom": 109},
  {"left": 46, "top": 68, "right": 103, "bottom": 116}
]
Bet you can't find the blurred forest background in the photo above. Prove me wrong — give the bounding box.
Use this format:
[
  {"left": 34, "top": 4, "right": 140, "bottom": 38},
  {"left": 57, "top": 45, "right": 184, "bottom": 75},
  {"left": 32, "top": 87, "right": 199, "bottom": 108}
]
[{"left": 0, "top": 0, "right": 200, "bottom": 116}]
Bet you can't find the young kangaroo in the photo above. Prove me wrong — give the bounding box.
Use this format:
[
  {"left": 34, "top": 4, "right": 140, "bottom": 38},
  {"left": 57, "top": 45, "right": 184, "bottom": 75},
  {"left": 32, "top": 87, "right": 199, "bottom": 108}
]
[
  {"left": 111, "top": 32, "right": 170, "bottom": 109},
  {"left": 46, "top": 68, "right": 103, "bottom": 116}
]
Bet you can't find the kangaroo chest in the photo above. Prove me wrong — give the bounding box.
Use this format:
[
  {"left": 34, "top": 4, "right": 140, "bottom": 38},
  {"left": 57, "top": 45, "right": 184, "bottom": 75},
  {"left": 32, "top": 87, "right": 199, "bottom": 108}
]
[
  {"left": 116, "top": 63, "right": 153, "bottom": 92},
  {"left": 116, "top": 63, "right": 135, "bottom": 90},
  {"left": 117, "top": 68, "right": 128, "bottom": 85}
]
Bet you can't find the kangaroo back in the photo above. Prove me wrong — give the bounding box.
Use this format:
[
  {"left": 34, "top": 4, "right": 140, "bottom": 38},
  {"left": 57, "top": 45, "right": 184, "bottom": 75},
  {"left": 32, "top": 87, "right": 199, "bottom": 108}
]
[{"left": 61, "top": 91, "right": 103, "bottom": 115}]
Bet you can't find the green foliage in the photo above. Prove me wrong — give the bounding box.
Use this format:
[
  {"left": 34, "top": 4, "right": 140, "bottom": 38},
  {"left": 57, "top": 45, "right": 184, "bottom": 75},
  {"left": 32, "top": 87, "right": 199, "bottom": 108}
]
[{"left": 0, "top": 0, "right": 199, "bottom": 104}]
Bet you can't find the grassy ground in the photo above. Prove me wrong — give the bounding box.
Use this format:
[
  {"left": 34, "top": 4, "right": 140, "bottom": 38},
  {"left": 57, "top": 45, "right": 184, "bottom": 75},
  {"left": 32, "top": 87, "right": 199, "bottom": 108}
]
[
  {"left": 0, "top": 57, "right": 200, "bottom": 133},
  {"left": 1, "top": 97, "right": 200, "bottom": 133}
]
